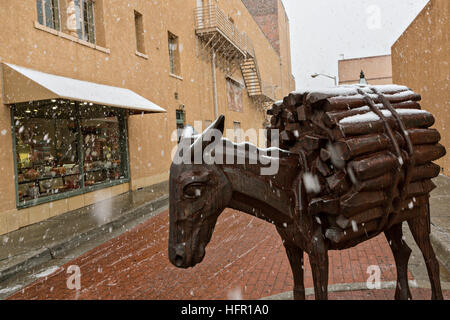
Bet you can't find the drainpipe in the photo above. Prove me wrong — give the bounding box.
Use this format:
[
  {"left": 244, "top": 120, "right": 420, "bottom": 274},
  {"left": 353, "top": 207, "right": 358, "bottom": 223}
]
[{"left": 211, "top": 49, "right": 219, "bottom": 119}]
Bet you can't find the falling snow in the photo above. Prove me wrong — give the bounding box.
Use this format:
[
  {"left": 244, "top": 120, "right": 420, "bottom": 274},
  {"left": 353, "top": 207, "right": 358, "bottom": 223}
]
[{"left": 303, "top": 173, "right": 321, "bottom": 194}]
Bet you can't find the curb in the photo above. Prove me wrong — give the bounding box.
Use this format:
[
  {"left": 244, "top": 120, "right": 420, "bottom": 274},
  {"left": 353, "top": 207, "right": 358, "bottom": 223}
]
[
  {"left": 260, "top": 279, "right": 450, "bottom": 300},
  {"left": 0, "top": 194, "right": 169, "bottom": 283},
  {"left": 0, "top": 249, "right": 53, "bottom": 284},
  {"left": 260, "top": 281, "right": 417, "bottom": 300}
]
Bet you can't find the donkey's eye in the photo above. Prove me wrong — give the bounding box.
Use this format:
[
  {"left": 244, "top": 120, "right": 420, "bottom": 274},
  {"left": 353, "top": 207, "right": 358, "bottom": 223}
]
[{"left": 183, "top": 183, "right": 204, "bottom": 199}]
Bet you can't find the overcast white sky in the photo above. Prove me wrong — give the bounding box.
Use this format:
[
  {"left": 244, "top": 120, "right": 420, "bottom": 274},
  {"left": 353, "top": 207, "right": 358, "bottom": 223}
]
[{"left": 282, "top": 0, "right": 429, "bottom": 89}]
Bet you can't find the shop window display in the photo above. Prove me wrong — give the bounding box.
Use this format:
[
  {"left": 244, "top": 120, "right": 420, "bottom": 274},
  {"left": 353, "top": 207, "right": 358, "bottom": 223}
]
[
  {"left": 12, "top": 100, "right": 129, "bottom": 207},
  {"left": 82, "top": 117, "right": 123, "bottom": 187}
]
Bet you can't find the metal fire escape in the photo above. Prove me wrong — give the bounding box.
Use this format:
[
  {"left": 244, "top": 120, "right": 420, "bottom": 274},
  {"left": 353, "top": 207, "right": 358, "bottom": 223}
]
[{"left": 194, "top": 3, "right": 275, "bottom": 111}]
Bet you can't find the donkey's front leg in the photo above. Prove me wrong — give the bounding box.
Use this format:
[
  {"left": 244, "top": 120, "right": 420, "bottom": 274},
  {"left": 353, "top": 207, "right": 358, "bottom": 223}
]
[
  {"left": 308, "top": 228, "right": 329, "bottom": 300},
  {"left": 283, "top": 243, "right": 305, "bottom": 300}
]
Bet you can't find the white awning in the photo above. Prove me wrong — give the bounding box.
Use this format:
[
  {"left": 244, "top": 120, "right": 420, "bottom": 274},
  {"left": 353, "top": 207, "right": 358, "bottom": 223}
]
[{"left": 1, "top": 63, "right": 166, "bottom": 114}]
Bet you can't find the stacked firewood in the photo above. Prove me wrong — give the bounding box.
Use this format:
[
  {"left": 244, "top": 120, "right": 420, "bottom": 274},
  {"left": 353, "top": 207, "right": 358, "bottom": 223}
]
[{"left": 267, "top": 85, "right": 446, "bottom": 247}]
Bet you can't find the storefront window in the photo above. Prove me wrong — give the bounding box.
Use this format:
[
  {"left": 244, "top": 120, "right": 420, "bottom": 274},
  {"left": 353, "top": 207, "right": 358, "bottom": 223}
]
[
  {"left": 81, "top": 117, "right": 124, "bottom": 187},
  {"left": 12, "top": 100, "right": 129, "bottom": 207}
]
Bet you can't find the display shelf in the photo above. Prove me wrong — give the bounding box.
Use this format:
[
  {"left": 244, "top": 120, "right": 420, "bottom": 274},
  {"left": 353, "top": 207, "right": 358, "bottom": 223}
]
[{"left": 18, "top": 172, "right": 80, "bottom": 185}]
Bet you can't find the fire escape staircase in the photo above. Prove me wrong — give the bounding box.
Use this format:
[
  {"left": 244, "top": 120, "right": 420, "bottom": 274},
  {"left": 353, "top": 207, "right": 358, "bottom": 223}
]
[
  {"left": 194, "top": 3, "right": 275, "bottom": 108},
  {"left": 240, "top": 53, "right": 274, "bottom": 105}
]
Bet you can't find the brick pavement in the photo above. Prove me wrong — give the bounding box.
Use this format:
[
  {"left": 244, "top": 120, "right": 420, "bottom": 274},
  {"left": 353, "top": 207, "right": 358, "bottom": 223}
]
[{"left": 7, "top": 209, "right": 447, "bottom": 300}]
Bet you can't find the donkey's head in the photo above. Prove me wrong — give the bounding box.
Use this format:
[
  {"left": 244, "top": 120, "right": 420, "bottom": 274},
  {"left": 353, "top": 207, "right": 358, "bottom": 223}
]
[{"left": 168, "top": 116, "right": 232, "bottom": 268}]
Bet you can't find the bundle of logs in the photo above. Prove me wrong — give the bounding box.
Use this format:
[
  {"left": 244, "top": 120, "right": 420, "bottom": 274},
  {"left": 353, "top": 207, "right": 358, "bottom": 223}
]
[{"left": 267, "top": 85, "right": 446, "bottom": 249}]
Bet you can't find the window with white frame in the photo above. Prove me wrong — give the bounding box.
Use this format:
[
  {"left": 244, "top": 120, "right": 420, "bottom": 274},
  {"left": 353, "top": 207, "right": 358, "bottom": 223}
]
[{"left": 36, "top": 0, "right": 61, "bottom": 30}]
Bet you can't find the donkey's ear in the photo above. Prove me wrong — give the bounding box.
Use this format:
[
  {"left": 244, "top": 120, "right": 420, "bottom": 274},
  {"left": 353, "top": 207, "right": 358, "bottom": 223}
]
[
  {"left": 211, "top": 115, "right": 225, "bottom": 135},
  {"left": 201, "top": 115, "right": 225, "bottom": 145},
  {"left": 189, "top": 115, "right": 225, "bottom": 160}
]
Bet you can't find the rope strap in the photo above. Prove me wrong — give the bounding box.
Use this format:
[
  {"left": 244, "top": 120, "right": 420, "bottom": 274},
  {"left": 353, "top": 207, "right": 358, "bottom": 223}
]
[{"left": 356, "top": 89, "right": 404, "bottom": 234}]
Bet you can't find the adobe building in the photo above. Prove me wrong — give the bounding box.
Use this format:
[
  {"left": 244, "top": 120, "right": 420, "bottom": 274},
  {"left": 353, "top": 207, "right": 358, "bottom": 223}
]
[
  {"left": 338, "top": 55, "right": 393, "bottom": 85},
  {"left": 0, "top": 0, "right": 295, "bottom": 235},
  {"left": 392, "top": 0, "right": 449, "bottom": 176}
]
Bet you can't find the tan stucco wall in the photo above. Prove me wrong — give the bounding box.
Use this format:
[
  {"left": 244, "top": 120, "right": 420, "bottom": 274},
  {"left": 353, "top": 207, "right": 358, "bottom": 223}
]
[
  {"left": 277, "top": 0, "right": 295, "bottom": 94},
  {"left": 392, "top": 0, "right": 449, "bottom": 176},
  {"left": 0, "top": 0, "right": 294, "bottom": 234},
  {"left": 338, "top": 55, "right": 393, "bottom": 85}
]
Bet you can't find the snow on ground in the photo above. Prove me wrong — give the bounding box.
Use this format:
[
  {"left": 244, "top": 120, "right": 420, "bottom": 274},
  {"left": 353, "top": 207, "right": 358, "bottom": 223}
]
[
  {"left": 227, "top": 287, "right": 243, "bottom": 300},
  {"left": 303, "top": 173, "right": 321, "bottom": 194},
  {"left": 0, "top": 285, "right": 22, "bottom": 295},
  {"left": 33, "top": 266, "right": 60, "bottom": 279}
]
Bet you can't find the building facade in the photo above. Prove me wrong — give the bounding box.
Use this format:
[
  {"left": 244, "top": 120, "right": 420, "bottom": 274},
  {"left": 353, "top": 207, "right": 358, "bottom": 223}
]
[
  {"left": 392, "top": 0, "right": 449, "bottom": 176},
  {"left": 241, "top": 0, "right": 296, "bottom": 96},
  {"left": 0, "top": 0, "right": 295, "bottom": 235},
  {"left": 338, "top": 55, "right": 392, "bottom": 85}
]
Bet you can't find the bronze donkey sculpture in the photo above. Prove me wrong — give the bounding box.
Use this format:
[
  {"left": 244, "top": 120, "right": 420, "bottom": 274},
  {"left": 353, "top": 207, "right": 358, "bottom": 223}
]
[{"left": 168, "top": 115, "right": 444, "bottom": 300}]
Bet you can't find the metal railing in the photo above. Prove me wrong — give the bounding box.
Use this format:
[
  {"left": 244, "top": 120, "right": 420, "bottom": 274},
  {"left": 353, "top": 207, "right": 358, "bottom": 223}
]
[
  {"left": 194, "top": 4, "right": 275, "bottom": 102},
  {"left": 195, "top": 4, "right": 252, "bottom": 56}
]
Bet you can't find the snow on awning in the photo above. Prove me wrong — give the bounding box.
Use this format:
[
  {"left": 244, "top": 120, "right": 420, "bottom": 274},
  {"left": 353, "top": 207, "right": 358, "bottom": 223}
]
[{"left": 1, "top": 63, "right": 166, "bottom": 114}]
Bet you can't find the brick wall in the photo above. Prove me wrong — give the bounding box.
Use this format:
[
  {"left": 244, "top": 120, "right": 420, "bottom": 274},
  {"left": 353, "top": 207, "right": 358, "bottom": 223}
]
[{"left": 242, "top": 0, "right": 280, "bottom": 54}]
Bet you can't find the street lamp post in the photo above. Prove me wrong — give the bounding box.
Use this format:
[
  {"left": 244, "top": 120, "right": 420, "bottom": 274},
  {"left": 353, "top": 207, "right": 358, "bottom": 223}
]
[{"left": 311, "top": 73, "right": 337, "bottom": 86}]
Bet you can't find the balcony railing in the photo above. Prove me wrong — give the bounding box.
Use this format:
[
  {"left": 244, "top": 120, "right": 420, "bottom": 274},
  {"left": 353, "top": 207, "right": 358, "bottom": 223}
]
[
  {"left": 195, "top": 4, "right": 252, "bottom": 57},
  {"left": 195, "top": 4, "right": 275, "bottom": 105}
]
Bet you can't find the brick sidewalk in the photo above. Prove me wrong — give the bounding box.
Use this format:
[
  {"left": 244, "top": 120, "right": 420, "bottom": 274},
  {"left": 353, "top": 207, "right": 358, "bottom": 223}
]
[{"left": 7, "top": 209, "right": 447, "bottom": 300}]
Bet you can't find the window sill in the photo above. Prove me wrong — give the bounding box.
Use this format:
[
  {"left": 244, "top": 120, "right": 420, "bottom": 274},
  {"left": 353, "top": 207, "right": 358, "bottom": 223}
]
[
  {"left": 169, "top": 73, "right": 183, "bottom": 81},
  {"left": 135, "top": 51, "right": 149, "bottom": 60},
  {"left": 16, "top": 178, "right": 130, "bottom": 210},
  {"left": 34, "top": 21, "right": 110, "bottom": 54}
]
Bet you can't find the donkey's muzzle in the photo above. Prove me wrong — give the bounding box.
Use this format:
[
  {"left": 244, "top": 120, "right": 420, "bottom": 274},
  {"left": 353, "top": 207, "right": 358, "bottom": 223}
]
[{"left": 169, "top": 243, "right": 190, "bottom": 269}]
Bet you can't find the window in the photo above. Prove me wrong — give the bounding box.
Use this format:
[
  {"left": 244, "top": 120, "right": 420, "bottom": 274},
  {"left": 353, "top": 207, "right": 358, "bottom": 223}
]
[
  {"left": 226, "top": 77, "right": 244, "bottom": 112},
  {"left": 233, "top": 121, "right": 242, "bottom": 143},
  {"left": 36, "top": 0, "right": 104, "bottom": 47},
  {"left": 75, "top": 0, "right": 96, "bottom": 44},
  {"left": 176, "top": 110, "right": 186, "bottom": 129},
  {"left": 134, "top": 10, "right": 146, "bottom": 54},
  {"left": 204, "top": 120, "right": 212, "bottom": 129},
  {"left": 168, "top": 32, "right": 181, "bottom": 76},
  {"left": 176, "top": 109, "right": 186, "bottom": 142},
  {"left": 81, "top": 115, "right": 124, "bottom": 187},
  {"left": 12, "top": 101, "right": 129, "bottom": 207},
  {"left": 36, "top": 0, "right": 61, "bottom": 30}
]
